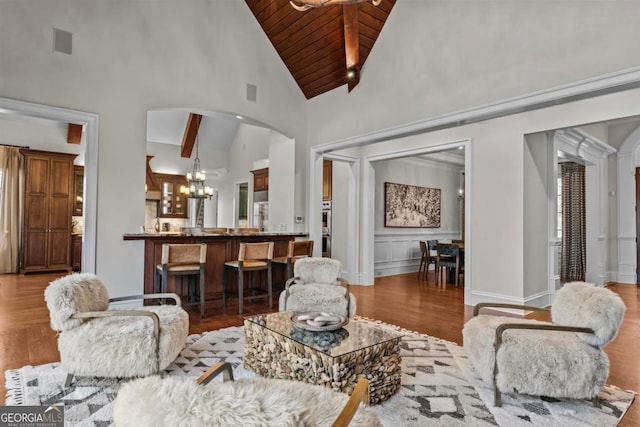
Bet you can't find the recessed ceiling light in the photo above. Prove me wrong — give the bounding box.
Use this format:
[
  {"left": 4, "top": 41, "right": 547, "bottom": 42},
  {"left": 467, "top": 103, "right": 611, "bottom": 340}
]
[
  {"left": 235, "top": 115, "right": 243, "bottom": 120},
  {"left": 458, "top": 146, "right": 464, "bottom": 150}
]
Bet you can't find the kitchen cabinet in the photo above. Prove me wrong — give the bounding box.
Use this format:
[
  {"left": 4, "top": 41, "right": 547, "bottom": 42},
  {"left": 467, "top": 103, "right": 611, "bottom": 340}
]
[
  {"left": 73, "top": 165, "right": 84, "bottom": 216},
  {"left": 22, "top": 150, "right": 76, "bottom": 273},
  {"left": 323, "top": 159, "right": 332, "bottom": 201},
  {"left": 251, "top": 168, "right": 269, "bottom": 192},
  {"left": 157, "top": 173, "right": 188, "bottom": 218},
  {"left": 72, "top": 234, "right": 82, "bottom": 271}
]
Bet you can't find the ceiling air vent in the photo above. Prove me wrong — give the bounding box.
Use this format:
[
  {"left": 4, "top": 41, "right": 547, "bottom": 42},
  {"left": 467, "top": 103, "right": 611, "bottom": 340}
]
[{"left": 53, "top": 28, "right": 72, "bottom": 55}]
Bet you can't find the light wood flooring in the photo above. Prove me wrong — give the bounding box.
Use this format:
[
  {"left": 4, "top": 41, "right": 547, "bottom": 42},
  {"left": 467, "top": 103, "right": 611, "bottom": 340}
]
[{"left": 0, "top": 271, "right": 637, "bottom": 425}]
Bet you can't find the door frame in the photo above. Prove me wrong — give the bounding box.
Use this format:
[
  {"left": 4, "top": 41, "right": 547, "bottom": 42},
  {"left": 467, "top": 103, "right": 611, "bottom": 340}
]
[
  {"left": 636, "top": 167, "right": 640, "bottom": 282},
  {"left": 616, "top": 125, "right": 640, "bottom": 283},
  {"left": 0, "top": 97, "right": 98, "bottom": 274}
]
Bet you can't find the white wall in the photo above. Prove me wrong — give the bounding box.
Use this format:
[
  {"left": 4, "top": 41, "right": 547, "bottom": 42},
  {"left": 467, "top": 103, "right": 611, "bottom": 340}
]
[
  {"left": 373, "top": 158, "right": 462, "bottom": 234},
  {"left": 605, "top": 121, "right": 640, "bottom": 276},
  {"left": 0, "top": 1, "right": 306, "bottom": 297},
  {"left": 267, "top": 131, "right": 295, "bottom": 231},
  {"left": 4, "top": 0, "right": 640, "bottom": 300},
  {"left": 331, "top": 160, "right": 350, "bottom": 270},
  {"left": 523, "top": 133, "right": 550, "bottom": 303},
  {"left": 344, "top": 88, "right": 640, "bottom": 303},
  {"left": 371, "top": 157, "right": 463, "bottom": 277},
  {"left": 218, "top": 124, "right": 270, "bottom": 228},
  {"left": 306, "top": 0, "right": 640, "bottom": 146},
  {"left": 305, "top": 0, "right": 640, "bottom": 300}
]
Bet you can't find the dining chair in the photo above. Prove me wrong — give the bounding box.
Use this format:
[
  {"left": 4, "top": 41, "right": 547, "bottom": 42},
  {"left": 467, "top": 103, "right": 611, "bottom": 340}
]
[
  {"left": 418, "top": 240, "right": 438, "bottom": 280},
  {"left": 426, "top": 240, "right": 438, "bottom": 280},
  {"left": 272, "top": 240, "right": 314, "bottom": 280},
  {"left": 223, "top": 242, "right": 274, "bottom": 314},
  {"left": 155, "top": 243, "right": 207, "bottom": 317},
  {"left": 436, "top": 243, "right": 462, "bottom": 286}
]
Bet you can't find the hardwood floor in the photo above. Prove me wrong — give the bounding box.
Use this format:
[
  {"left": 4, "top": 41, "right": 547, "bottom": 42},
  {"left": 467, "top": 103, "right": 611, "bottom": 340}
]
[{"left": 0, "top": 271, "right": 637, "bottom": 425}]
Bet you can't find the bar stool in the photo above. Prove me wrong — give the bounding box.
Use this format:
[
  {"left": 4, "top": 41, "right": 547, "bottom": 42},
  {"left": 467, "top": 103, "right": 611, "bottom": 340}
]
[
  {"left": 155, "top": 243, "right": 207, "bottom": 317},
  {"left": 272, "top": 240, "right": 314, "bottom": 280},
  {"left": 222, "top": 242, "right": 273, "bottom": 314}
]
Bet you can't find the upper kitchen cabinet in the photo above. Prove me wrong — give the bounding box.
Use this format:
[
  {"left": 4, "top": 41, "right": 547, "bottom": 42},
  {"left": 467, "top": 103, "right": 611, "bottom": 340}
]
[
  {"left": 73, "top": 165, "right": 84, "bottom": 216},
  {"left": 251, "top": 167, "right": 269, "bottom": 192},
  {"left": 323, "top": 159, "right": 332, "bottom": 201},
  {"left": 157, "top": 173, "right": 188, "bottom": 218},
  {"left": 22, "top": 150, "right": 76, "bottom": 273}
]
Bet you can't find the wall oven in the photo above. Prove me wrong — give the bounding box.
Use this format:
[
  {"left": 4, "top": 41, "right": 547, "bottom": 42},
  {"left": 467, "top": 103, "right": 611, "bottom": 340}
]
[{"left": 322, "top": 201, "right": 331, "bottom": 257}]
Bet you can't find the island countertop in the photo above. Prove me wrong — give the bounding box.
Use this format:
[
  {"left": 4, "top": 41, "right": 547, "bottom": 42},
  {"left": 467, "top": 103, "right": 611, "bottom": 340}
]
[{"left": 124, "top": 232, "right": 309, "bottom": 313}]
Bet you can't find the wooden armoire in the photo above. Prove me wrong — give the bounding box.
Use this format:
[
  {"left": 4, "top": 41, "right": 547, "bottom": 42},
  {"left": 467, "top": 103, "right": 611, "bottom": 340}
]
[{"left": 21, "top": 149, "right": 76, "bottom": 273}]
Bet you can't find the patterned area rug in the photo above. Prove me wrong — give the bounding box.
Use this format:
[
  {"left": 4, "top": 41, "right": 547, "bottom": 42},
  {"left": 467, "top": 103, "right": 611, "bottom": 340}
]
[{"left": 5, "top": 321, "right": 635, "bottom": 426}]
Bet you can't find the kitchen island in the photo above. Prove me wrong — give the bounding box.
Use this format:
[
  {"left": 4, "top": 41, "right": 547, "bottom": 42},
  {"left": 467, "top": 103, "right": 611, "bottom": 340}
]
[{"left": 124, "top": 231, "right": 308, "bottom": 312}]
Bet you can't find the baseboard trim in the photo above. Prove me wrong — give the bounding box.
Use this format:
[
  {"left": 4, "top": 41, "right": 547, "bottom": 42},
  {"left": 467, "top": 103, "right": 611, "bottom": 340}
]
[
  {"left": 469, "top": 289, "right": 552, "bottom": 314},
  {"left": 615, "top": 272, "right": 637, "bottom": 284}
]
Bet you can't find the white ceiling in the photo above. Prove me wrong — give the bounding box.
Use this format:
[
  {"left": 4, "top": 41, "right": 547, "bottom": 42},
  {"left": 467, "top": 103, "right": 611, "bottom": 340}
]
[{"left": 146, "top": 109, "right": 274, "bottom": 152}]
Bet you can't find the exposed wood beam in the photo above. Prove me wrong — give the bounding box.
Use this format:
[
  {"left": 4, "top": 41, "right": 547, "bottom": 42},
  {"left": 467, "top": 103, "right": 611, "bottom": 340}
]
[
  {"left": 181, "top": 113, "right": 203, "bottom": 158},
  {"left": 146, "top": 155, "right": 160, "bottom": 193},
  {"left": 67, "top": 123, "right": 83, "bottom": 144},
  {"left": 343, "top": 4, "right": 360, "bottom": 92}
]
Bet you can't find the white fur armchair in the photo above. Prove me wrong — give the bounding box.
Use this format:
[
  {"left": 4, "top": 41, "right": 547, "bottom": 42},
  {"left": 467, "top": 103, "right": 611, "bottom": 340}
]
[
  {"left": 463, "top": 281, "right": 626, "bottom": 407},
  {"left": 113, "top": 362, "right": 381, "bottom": 426},
  {"left": 278, "top": 257, "right": 357, "bottom": 317},
  {"left": 44, "top": 273, "right": 188, "bottom": 386}
]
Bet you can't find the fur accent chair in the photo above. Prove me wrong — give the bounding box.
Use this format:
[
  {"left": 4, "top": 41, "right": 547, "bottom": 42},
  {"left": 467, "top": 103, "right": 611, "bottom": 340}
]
[
  {"left": 278, "top": 257, "right": 357, "bottom": 317},
  {"left": 44, "top": 273, "right": 188, "bottom": 386},
  {"left": 462, "top": 281, "right": 626, "bottom": 407},
  {"left": 113, "top": 362, "right": 381, "bottom": 426}
]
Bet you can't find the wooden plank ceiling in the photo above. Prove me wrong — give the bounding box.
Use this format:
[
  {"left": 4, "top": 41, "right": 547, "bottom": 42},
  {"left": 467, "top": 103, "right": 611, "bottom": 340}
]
[{"left": 245, "top": 0, "right": 396, "bottom": 99}]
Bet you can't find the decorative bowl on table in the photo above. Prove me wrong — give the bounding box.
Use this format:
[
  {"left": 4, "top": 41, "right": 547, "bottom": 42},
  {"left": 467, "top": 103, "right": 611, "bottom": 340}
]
[
  {"left": 291, "top": 311, "right": 348, "bottom": 332},
  {"left": 289, "top": 326, "right": 350, "bottom": 352}
]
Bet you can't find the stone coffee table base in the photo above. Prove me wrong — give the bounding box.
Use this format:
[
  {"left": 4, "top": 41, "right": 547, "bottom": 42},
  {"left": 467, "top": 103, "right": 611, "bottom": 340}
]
[{"left": 244, "top": 319, "right": 402, "bottom": 404}]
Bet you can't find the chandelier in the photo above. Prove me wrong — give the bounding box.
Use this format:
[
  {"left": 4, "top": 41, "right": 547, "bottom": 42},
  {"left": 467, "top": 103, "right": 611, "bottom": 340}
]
[
  {"left": 290, "top": 0, "right": 381, "bottom": 12},
  {"left": 180, "top": 137, "right": 214, "bottom": 199}
]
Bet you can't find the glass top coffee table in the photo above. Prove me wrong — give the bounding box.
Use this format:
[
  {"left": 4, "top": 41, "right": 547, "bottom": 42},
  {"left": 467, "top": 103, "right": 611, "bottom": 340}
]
[{"left": 244, "top": 310, "right": 402, "bottom": 404}]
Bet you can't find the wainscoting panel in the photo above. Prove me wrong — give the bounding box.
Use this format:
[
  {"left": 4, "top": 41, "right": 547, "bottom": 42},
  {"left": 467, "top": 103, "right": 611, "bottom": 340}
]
[
  {"left": 617, "top": 236, "right": 637, "bottom": 284},
  {"left": 374, "top": 241, "right": 390, "bottom": 264},
  {"left": 374, "top": 232, "right": 460, "bottom": 277}
]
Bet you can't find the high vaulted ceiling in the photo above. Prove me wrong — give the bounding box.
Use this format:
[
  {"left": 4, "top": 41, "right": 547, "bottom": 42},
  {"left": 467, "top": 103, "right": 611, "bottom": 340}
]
[{"left": 245, "top": 0, "right": 397, "bottom": 99}]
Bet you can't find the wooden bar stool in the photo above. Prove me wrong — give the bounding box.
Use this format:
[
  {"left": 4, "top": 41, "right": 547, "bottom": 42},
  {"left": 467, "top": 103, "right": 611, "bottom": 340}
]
[
  {"left": 222, "top": 242, "right": 274, "bottom": 314},
  {"left": 272, "top": 240, "right": 314, "bottom": 280},
  {"left": 155, "top": 243, "right": 207, "bottom": 317}
]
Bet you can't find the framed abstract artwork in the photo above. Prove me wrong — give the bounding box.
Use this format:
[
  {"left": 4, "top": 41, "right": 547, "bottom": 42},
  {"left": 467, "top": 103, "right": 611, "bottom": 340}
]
[{"left": 384, "top": 182, "right": 441, "bottom": 228}]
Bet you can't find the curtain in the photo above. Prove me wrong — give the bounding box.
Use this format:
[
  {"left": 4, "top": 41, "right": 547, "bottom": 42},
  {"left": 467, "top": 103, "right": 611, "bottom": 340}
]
[
  {"left": 560, "top": 162, "right": 586, "bottom": 282},
  {"left": 0, "top": 147, "right": 23, "bottom": 273}
]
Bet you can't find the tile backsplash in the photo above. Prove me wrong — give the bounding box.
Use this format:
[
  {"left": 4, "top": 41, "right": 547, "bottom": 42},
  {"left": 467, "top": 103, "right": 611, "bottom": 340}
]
[
  {"left": 72, "top": 216, "right": 84, "bottom": 234},
  {"left": 144, "top": 201, "right": 187, "bottom": 232}
]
